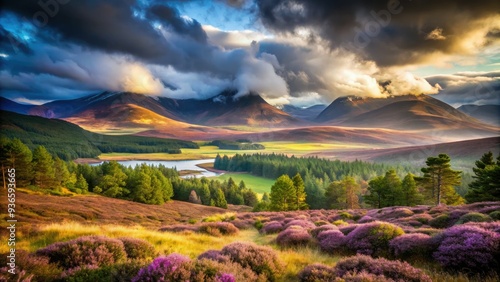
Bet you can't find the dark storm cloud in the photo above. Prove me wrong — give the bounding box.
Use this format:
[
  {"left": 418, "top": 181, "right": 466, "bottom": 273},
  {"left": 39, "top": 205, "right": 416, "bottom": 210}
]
[
  {"left": 426, "top": 72, "right": 500, "bottom": 106},
  {"left": 148, "top": 4, "right": 208, "bottom": 42},
  {"left": 0, "top": 26, "right": 32, "bottom": 55},
  {"left": 254, "top": 0, "right": 500, "bottom": 66}
]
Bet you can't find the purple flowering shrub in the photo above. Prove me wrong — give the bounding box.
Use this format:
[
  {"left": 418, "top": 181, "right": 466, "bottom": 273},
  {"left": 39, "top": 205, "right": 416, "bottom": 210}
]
[
  {"left": 199, "top": 222, "right": 239, "bottom": 236},
  {"left": 36, "top": 236, "right": 127, "bottom": 269},
  {"left": 433, "top": 225, "right": 500, "bottom": 273},
  {"left": 197, "top": 250, "right": 231, "bottom": 263},
  {"left": 276, "top": 227, "right": 312, "bottom": 247},
  {"left": 158, "top": 224, "right": 199, "bottom": 233},
  {"left": 220, "top": 242, "right": 284, "bottom": 281},
  {"left": 389, "top": 233, "right": 433, "bottom": 258},
  {"left": 260, "top": 221, "right": 284, "bottom": 234},
  {"left": 0, "top": 250, "right": 62, "bottom": 281},
  {"left": 62, "top": 262, "right": 146, "bottom": 282},
  {"left": 333, "top": 255, "right": 432, "bottom": 282},
  {"left": 284, "top": 220, "right": 316, "bottom": 230},
  {"left": 297, "top": 263, "right": 336, "bottom": 282},
  {"left": 132, "top": 253, "right": 191, "bottom": 282},
  {"left": 345, "top": 222, "right": 404, "bottom": 256},
  {"left": 118, "top": 237, "right": 157, "bottom": 260},
  {"left": 357, "top": 216, "right": 375, "bottom": 224},
  {"left": 318, "top": 230, "right": 346, "bottom": 255},
  {"left": 191, "top": 259, "right": 262, "bottom": 282},
  {"left": 378, "top": 207, "right": 414, "bottom": 220},
  {"left": 231, "top": 219, "right": 254, "bottom": 230},
  {"left": 490, "top": 211, "right": 500, "bottom": 221},
  {"left": 338, "top": 224, "right": 358, "bottom": 235},
  {"left": 464, "top": 221, "right": 500, "bottom": 233},
  {"left": 428, "top": 214, "right": 453, "bottom": 229},
  {"left": 310, "top": 224, "right": 338, "bottom": 239}
]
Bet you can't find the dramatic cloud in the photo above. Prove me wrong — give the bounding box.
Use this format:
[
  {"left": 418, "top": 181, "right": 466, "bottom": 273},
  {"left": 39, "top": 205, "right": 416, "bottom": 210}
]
[
  {"left": 254, "top": 0, "right": 500, "bottom": 66},
  {"left": 426, "top": 71, "right": 500, "bottom": 107}
]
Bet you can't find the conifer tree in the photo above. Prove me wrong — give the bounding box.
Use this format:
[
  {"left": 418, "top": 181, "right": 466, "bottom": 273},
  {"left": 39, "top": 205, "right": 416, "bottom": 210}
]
[
  {"left": 270, "top": 174, "right": 296, "bottom": 211},
  {"left": 401, "top": 173, "right": 423, "bottom": 206},
  {"left": 421, "top": 154, "right": 463, "bottom": 205},
  {"left": 465, "top": 151, "right": 500, "bottom": 202},
  {"left": 292, "top": 173, "right": 308, "bottom": 210},
  {"left": 32, "top": 146, "right": 56, "bottom": 189}
]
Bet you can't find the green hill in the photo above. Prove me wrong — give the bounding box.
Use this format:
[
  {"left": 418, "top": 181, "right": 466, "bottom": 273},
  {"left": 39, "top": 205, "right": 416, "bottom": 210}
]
[{"left": 0, "top": 110, "right": 198, "bottom": 160}]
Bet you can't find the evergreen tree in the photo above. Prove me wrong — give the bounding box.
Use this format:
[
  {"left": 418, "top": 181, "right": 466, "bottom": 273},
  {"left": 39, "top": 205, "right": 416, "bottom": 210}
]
[
  {"left": 199, "top": 185, "right": 212, "bottom": 205},
  {"left": 99, "top": 161, "right": 128, "bottom": 198},
  {"left": 54, "top": 157, "right": 72, "bottom": 188},
  {"left": 5, "top": 139, "right": 33, "bottom": 187},
  {"left": 74, "top": 174, "right": 89, "bottom": 194},
  {"left": 243, "top": 189, "right": 258, "bottom": 207},
  {"left": 383, "top": 170, "right": 403, "bottom": 206},
  {"left": 32, "top": 146, "right": 56, "bottom": 189},
  {"left": 465, "top": 152, "right": 500, "bottom": 202},
  {"left": 292, "top": 173, "right": 308, "bottom": 210},
  {"left": 214, "top": 188, "right": 228, "bottom": 208},
  {"left": 421, "top": 154, "right": 463, "bottom": 205},
  {"left": 365, "top": 176, "right": 387, "bottom": 208},
  {"left": 253, "top": 192, "right": 271, "bottom": 211},
  {"left": 325, "top": 176, "right": 360, "bottom": 209},
  {"left": 270, "top": 174, "right": 296, "bottom": 211},
  {"left": 401, "top": 173, "right": 423, "bottom": 206}
]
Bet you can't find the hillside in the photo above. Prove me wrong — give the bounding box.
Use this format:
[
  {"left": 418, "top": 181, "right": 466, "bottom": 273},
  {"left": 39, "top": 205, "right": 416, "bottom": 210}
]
[
  {"left": 312, "top": 136, "right": 500, "bottom": 165},
  {"left": 2, "top": 190, "right": 244, "bottom": 228},
  {"left": 281, "top": 104, "right": 327, "bottom": 120},
  {"left": 458, "top": 104, "right": 500, "bottom": 126},
  {"left": 0, "top": 97, "right": 34, "bottom": 114},
  {"left": 0, "top": 110, "right": 198, "bottom": 160}
]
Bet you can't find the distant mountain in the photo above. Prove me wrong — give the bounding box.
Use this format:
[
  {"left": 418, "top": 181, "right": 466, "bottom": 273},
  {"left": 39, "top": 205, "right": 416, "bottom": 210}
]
[
  {"left": 0, "top": 97, "right": 35, "bottom": 114},
  {"left": 281, "top": 104, "right": 327, "bottom": 120},
  {"left": 316, "top": 94, "right": 498, "bottom": 138},
  {"left": 458, "top": 104, "right": 500, "bottom": 126},
  {"left": 0, "top": 110, "right": 197, "bottom": 160},
  {"left": 158, "top": 90, "right": 300, "bottom": 126}
]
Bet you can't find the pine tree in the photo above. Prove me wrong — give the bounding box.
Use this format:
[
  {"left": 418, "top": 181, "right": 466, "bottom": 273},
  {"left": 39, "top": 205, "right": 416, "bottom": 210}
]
[
  {"left": 421, "top": 154, "right": 463, "bottom": 205},
  {"left": 6, "top": 139, "right": 33, "bottom": 187},
  {"left": 270, "top": 174, "right": 296, "bottom": 211},
  {"left": 365, "top": 176, "right": 387, "bottom": 208},
  {"left": 325, "top": 176, "right": 360, "bottom": 209},
  {"left": 383, "top": 170, "right": 403, "bottom": 206},
  {"left": 401, "top": 173, "right": 423, "bottom": 206},
  {"left": 214, "top": 188, "right": 228, "bottom": 208},
  {"left": 465, "top": 152, "right": 500, "bottom": 202},
  {"left": 100, "top": 161, "right": 128, "bottom": 198},
  {"left": 199, "top": 185, "right": 212, "bottom": 205},
  {"left": 32, "top": 146, "right": 56, "bottom": 189},
  {"left": 74, "top": 174, "right": 89, "bottom": 194},
  {"left": 292, "top": 173, "right": 308, "bottom": 210},
  {"left": 54, "top": 157, "right": 71, "bottom": 188}
]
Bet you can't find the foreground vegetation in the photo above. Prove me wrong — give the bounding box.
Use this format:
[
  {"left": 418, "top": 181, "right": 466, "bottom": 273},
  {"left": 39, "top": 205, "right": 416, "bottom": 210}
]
[{"left": 1, "top": 201, "right": 499, "bottom": 281}]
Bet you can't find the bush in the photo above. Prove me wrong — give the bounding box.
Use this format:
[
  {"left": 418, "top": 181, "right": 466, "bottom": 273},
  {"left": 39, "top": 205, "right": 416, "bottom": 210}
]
[
  {"left": 132, "top": 253, "right": 191, "bottom": 282},
  {"left": 333, "top": 255, "right": 432, "bottom": 282},
  {"left": 0, "top": 250, "right": 61, "bottom": 281},
  {"left": 345, "top": 222, "right": 404, "bottom": 257},
  {"left": 284, "top": 220, "right": 316, "bottom": 230},
  {"left": 220, "top": 242, "right": 283, "bottom": 281},
  {"left": 159, "top": 224, "right": 199, "bottom": 233},
  {"left": 310, "top": 224, "right": 338, "bottom": 239},
  {"left": 62, "top": 262, "right": 146, "bottom": 282},
  {"left": 338, "top": 224, "right": 358, "bottom": 235},
  {"left": 118, "top": 238, "right": 156, "bottom": 260},
  {"left": 379, "top": 207, "right": 414, "bottom": 219},
  {"left": 276, "top": 227, "right": 311, "bottom": 247},
  {"left": 199, "top": 222, "right": 239, "bottom": 236},
  {"left": 429, "top": 214, "right": 453, "bottom": 229},
  {"left": 318, "top": 230, "right": 345, "bottom": 254},
  {"left": 191, "top": 259, "right": 262, "bottom": 282},
  {"left": 357, "top": 216, "right": 375, "bottom": 224},
  {"left": 297, "top": 263, "right": 336, "bottom": 282},
  {"left": 490, "top": 211, "right": 500, "bottom": 221},
  {"left": 36, "top": 236, "right": 127, "bottom": 269},
  {"left": 455, "top": 212, "right": 492, "bottom": 225},
  {"left": 433, "top": 225, "right": 500, "bottom": 273},
  {"left": 197, "top": 250, "right": 231, "bottom": 263},
  {"left": 260, "top": 221, "right": 284, "bottom": 234},
  {"left": 389, "top": 233, "right": 433, "bottom": 258}
]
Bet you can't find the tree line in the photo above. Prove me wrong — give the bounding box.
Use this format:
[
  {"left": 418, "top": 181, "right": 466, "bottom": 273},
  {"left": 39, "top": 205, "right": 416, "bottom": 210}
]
[{"left": 0, "top": 138, "right": 257, "bottom": 208}]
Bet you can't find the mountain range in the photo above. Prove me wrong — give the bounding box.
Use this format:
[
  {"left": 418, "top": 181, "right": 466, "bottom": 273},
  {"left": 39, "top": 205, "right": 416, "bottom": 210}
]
[{"left": 1, "top": 91, "right": 498, "bottom": 144}]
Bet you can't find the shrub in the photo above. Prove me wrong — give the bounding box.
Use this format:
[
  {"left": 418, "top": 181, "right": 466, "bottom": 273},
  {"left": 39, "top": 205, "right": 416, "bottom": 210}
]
[
  {"left": 433, "top": 225, "right": 500, "bottom": 273},
  {"left": 284, "top": 220, "right": 316, "bottom": 230},
  {"left": 220, "top": 242, "right": 283, "bottom": 281},
  {"left": 260, "top": 221, "right": 284, "bottom": 234},
  {"left": 191, "top": 259, "right": 262, "bottom": 282},
  {"left": 345, "top": 222, "right": 404, "bottom": 257},
  {"left": 276, "top": 227, "right": 311, "bottom": 247},
  {"left": 379, "top": 207, "right": 414, "bottom": 219},
  {"left": 333, "top": 255, "right": 432, "bottom": 282},
  {"left": 357, "top": 216, "right": 375, "bottom": 224},
  {"left": 411, "top": 213, "right": 432, "bottom": 224},
  {"left": 297, "top": 263, "right": 336, "bottom": 282},
  {"left": 310, "top": 224, "right": 338, "bottom": 239},
  {"left": 132, "top": 253, "right": 191, "bottom": 282},
  {"left": 339, "top": 224, "right": 358, "bottom": 235},
  {"left": 389, "top": 233, "right": 432, "bottom": 258},
  {"left": 455, "top": 212, "right": 492, "bottom": 225},
  {"left": 318, "top": 230, "right": 346, "bottom": 254},
  {"left": 199, "top": 222, "right": 239, "bottom": 236},
  {"left": 231, "top": 219, "right": 254, "bottom": 230},
  {"left": 429, "top": 214, "right": 453, "bottom": 229},
  {"left": 63, "top": 262, "right": 145, "bottom": 282},
  {"left": 464, "top": 221, "right": 500, "bottom": 233},
  {"left": 0, "top": 250, "right": 61, "bottom": 281},
  {"left": 490, "top": 211, "right": 500, "bottom": 221},
  {"left": 332, "top": 219, "right": 349, "bottom": 226},
  {"left": 197, "top": 250, "right": 231, "bottom": 263},
  {"left": 36, "top": 236, "right": 127, "bottom": 269},
  {"left": 314, "top": 220, "right": 330, "bottom": 226},
  {"left": 159, "top": 224, "right": 199, "bottom": 233},
  {"left": 118, "top": 238, "right": 156, "bottom": 260}
]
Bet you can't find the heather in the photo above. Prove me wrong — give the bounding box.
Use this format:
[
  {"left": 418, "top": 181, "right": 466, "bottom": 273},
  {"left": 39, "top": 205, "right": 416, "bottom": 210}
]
[
  {"left": 344, "top": 222, "right": 404, "bottom": 257},
  {"left": 276, "top": 227, "right": 312, "bottom": 247}
]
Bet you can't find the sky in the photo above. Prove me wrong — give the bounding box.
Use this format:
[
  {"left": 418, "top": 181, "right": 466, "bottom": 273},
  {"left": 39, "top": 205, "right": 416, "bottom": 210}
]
[{"left": 0, "top": 0, "right": 499, "bottom": 107}]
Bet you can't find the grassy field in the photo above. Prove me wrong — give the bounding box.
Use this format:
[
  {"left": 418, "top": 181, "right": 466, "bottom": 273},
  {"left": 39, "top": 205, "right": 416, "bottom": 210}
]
[
  {"left": 96, "top": 141, "right": 370, "bottom": 162},
  {"left": 214, "top": 173, "right": 275, "bottom": 194}
]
